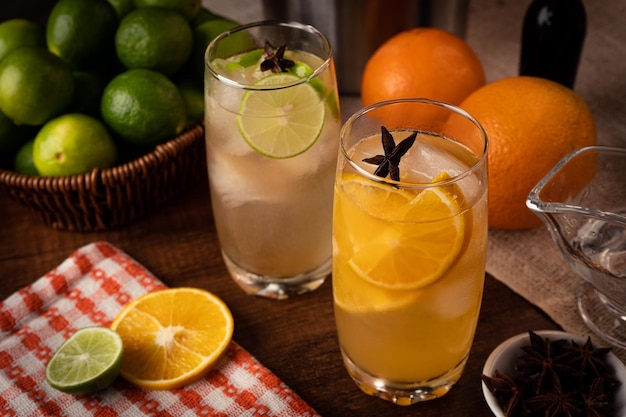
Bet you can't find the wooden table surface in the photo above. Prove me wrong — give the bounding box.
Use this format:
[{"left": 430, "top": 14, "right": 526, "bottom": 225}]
[
  {"left": 0, "top": 175, "right": 559, "bottom": 417},
  {"left": 2, "top": 0, "right": 624, "bottom": 416}
]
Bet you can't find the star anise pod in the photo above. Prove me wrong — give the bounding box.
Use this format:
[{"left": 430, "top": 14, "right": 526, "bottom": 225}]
[
  {"left": 516, "top": 331, "right": 583, "bottom": 394},
  {"left": 481, "top": 370, "right": 530, "bottom": 417},
  {"left": 362, "top": 126, "right": 416, "bottom": 181},
  {"left": 526, "top": 387, "right": 583, "bottom": 417},
  {"left": 559, "top": 337, "right": 613, "bottom": 380},
  {"left": 488, "top": 331, "right": 619, "bottom": 417},
  {"left": 260, "top": 41, "right": 294, "bottom": 73},
  {"left": 582, "top": 377, "right": 611, "bottom": 417}
]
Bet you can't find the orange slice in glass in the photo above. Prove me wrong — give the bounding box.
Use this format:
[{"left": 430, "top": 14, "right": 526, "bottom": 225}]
[{"left": 341, "top": 172, "right": 466, "bottom": 290}]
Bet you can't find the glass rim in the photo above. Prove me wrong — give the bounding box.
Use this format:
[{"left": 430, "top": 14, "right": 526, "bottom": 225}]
[
  {"left": 205, "top": 20, "right": 333, "bottom": 91},
  {"left": 526, "top": 145, "right": 626, "bottom": 224},
  {"left": 339, "top": 98, "right": 489, "bottom": 189}
]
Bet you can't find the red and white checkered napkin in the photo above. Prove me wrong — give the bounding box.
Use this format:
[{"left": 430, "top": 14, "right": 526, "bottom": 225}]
[{"left": 0, "top": 241, "right": 320, "bottom": 417}]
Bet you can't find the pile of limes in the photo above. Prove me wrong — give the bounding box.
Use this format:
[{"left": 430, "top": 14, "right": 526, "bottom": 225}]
[{"left": 0, "top": 0, "right": 238, "bottom": 176}]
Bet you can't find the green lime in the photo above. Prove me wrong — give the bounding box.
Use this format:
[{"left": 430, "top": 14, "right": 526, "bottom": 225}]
[
  {"left": 185, "top": 18, "right": 239, "bottom": 84},
  {"left": 0, "top": 19, "right": 45, "bottom": 62},
  {"left": 33, "top": 113, "right": 117, "bottom": 176},
  {"left": 14, "top": 139, "right": 39, "bottom": 175},
  {"left": 46, "top": 0, "right": 118, "bottom": 70},
  {"left": 238, "top": 49, "right": 264, "bottom": 67},
  {"left": 101, "top": 68, "right": 187, "bottom": 146},
  {"left": 133, "top": 0, "right": 201, "bottom": 21},
  {"left": 45, "top": 327, "right": 124, "bottom": 395},
  {"left": 191, "top": 7, "right": 222, "bottom": 27},
  {"left": 116, "top": 8, "right": 193, "bottom": 76},
  {"left": 288, "top": 61, "right": 314, "bottom": 78},
  {"left": 222, "top": 48, "right": 264, "bottom": 73},
  {"left": 177, "top": 80, "right": 204, "bottom": 124},
  {"left": 0, "top": 47, "right": 74, "bottom": 126},
  {"left": 237, "top": 73, "right": 325, "bottom": 159},
  {"left": 107, "top": 0, "right": 135, "bottom": 18},
  {"left": 69, "top": 71, "right": 107, "bottom": 116},
  {"left": 0, "top": 109, "right": 35, "bottom": 154}
]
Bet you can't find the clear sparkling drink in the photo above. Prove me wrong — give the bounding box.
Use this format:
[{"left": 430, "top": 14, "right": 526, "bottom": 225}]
[{"left": 205, "top": 22, "right": 340, "bottom": 299}]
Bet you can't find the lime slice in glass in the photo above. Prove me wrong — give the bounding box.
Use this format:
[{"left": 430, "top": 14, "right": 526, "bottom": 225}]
[
  {"left": 237, "top": 73, "right": 325, "bottom": 159},
  {"left": 224, "top": 48, "right": 264, "bottom": 72},
  {"left": 288, "top": 61, "right": 339, "bottom": 119},
  {"left": 45, "top": 326, "right": 124, "bottom": 395}
]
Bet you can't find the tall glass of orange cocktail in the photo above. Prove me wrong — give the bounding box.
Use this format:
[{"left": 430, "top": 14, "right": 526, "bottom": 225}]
[{"left": 333, "top": 98, "right": 488, "bottom": 405}]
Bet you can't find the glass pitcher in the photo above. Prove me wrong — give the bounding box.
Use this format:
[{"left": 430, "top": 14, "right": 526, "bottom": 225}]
[{"left": 527, "top": 146, "right": 626, "bottom": 348}]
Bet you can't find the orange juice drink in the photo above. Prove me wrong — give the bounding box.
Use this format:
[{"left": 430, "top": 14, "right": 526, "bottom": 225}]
[{"left": 333, "top": 98, "right": 488, "bottom": 405}]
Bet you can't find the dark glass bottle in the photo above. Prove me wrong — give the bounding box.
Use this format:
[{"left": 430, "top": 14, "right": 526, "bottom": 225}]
[{"left": 519, "top": 0, "right": 586, "bottom": 89}]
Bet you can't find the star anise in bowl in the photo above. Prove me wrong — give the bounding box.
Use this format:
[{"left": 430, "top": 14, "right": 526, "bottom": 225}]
[{"left": 481, "top": 330, "right": 625, "bottom": 417}]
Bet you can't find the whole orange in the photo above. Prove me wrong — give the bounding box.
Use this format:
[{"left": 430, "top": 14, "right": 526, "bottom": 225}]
[
  {"left": 460, "top": 76, "right": 597, "bottom": 229},
  {"left": 361, "top": 28, "right": 485, "bottom": 107}
]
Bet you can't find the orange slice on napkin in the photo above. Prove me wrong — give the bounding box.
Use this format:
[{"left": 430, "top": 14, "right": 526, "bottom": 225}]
[{"left": 110, "top": 287, "right": 234, "bottom": 390}]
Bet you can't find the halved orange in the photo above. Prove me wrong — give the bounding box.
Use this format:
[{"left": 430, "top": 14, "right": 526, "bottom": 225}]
[{"left": 110, "top": 287, "right": 234, "bottom": 390}]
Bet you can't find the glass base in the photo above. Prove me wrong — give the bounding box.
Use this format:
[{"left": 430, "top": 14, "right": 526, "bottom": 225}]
[
  {"left": 340, "top": 349, "right": 467, "bottom": 406},
  {"left": 577, "top": 283, "right": 626, "bottom": 349},
  {"left": 221, "top": 251, "right": 330, "bottom": 300}
]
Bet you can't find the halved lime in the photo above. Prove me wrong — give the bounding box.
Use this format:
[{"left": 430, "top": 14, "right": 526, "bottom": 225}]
[
  {"left": 237, "top": 73, "right": 325, "bottom": 159},
  {"left": 45, "top": 327, "right": 124, "bottom": 395}
]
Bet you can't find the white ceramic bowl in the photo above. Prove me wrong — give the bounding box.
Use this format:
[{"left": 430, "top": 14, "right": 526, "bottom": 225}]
[{"left": 482, "top": 330, "right": 626, "bottom": 417}]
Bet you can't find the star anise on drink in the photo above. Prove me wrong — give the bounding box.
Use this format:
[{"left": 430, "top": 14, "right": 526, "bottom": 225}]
[
  {"left": 362, "top": 126, "right": 416, "bottom": 181},
  {"left": 260, "top": 41, "right": 294, "bottom": 73},
  {"left": 481, "top": 370, "right": 530, "bottom": 417}
]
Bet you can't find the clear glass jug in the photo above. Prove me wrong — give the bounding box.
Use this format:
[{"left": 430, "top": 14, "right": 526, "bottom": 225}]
[{"left": 527, "top": 146, "right": 626, "bottom": 348}]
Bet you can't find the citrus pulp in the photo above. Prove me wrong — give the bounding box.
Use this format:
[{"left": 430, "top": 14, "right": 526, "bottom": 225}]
[
  {"left": 336, "top": 172, "right": 466, "bottom": 291},
  {"left": 110, "top": 287, "right": 234, "bottom": 390},
  {"left": 45, "top": 326, "right": 124, "bottom": 395},
  {"left": 237, "top": 73, "right": 325, "bottom": 159}
]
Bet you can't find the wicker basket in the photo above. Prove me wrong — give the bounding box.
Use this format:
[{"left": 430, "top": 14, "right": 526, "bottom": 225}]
[{"left": 0, "top": 124, "right": 205, "bottom": 232}]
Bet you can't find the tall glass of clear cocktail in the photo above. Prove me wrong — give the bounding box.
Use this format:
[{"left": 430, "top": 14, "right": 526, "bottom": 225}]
[
  {"left": 205, "top": 21, "right": 340, "bottom": 299},
  {"left": 333, "top": 98, "right": 488, "bottom": 404}
]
